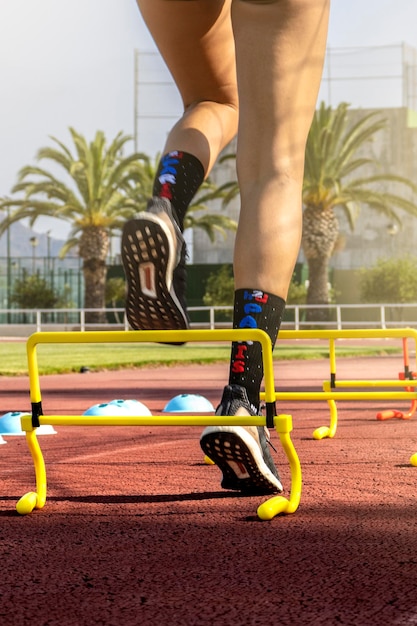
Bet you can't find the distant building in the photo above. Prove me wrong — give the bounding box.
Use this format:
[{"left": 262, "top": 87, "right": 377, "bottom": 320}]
[{"left": 196, "top": 106, "right": 417, "bottom": 302}]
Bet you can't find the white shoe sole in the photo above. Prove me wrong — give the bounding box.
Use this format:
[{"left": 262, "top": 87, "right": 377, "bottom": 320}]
[
  {"left": 200, "top": 426, "right": 283, "bottom": 494},
  {"left": 122, "top": 215, "right": 188, "bottom": 332}
]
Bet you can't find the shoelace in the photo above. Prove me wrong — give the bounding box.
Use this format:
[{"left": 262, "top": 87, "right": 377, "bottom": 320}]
[
  {"left": 264, "top": 426, "right": 278, "bottom": 453},
  {"left": 267, "top": 438, "right": 278, "bottom": 453},
  {"left": 260, "top": 407, "right": 278, "bottom": 453}
]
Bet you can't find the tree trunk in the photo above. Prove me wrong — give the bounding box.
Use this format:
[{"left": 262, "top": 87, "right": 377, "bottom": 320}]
[
  {"left": 306, "top": 255, "right": 331, "bottom": 322},
  {"left": 302, "top": 205, "right": 339, "bottom": 323},
  {"left": 79, "top": 227, "right": 109, "bottom": 324},
  {"left": 83, "top": 258, "right": 107, "bottom": 324}
]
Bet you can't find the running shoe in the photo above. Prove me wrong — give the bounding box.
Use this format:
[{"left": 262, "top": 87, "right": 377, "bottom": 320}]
[
  {"left": 121, "top": 197, "right": 189, "bottom": 334},
  {"left": 200, "top": 384, "right": 283, "bottom": 494}
]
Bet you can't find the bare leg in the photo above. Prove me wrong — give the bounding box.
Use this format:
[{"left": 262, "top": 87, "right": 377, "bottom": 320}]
[
  {"left": 128, "top": 0, "right": 330, "bottom": 494},
  {"left": 137, "top": 0, "right": 329, "bottom": 298},
  {"left": 232, "top": 0, "right": 330, "bottom": 298},
  {"left": 124, "top": 1, "right": 238, "bottom": 333},
  {"left": 137, "top": 0, "right": 238, "bottom": 176}
]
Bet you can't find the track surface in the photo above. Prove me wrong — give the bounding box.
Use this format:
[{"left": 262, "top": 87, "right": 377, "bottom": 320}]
[{"left": 1, "top": 354, "right": 417, "bottom": 625}]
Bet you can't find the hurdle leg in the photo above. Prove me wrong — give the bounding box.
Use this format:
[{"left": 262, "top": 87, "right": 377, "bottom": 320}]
[
  {"left": 16, "top": 418, "right": 47, "bottom": 515},
  {"left": 257, "top": 414, "right": 302, "bottom": 520},
  {"left": 311, "top": 337, "right": 339, "bottom": 439},
  {"left": 313, "top": 398, "right": 338, "bottom": 439},
  {"left": 376, "top": 337, "right": 417, "bottom": 420}
]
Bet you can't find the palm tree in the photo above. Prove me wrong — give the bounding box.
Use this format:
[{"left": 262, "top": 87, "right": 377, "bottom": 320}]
[
  {"left": 217, "top": 104, "right": 417, "bottom": 317},
  {"left": 0, "top": 128, "right": 147, "bottom": 322},
  {"left": 0, "top": 131, "right": 236, "bottom": 323},
  {"left": 302, "top": 102, "right": 417, "bottom": 316}
]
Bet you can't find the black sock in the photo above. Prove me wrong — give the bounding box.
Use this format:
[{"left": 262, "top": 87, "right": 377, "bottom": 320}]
[
  {"left": 229, "top": 289, "right": 286, "bottom": 412},
  {"left": 153, "top": 151, "right": 205, "bottom": 231}
]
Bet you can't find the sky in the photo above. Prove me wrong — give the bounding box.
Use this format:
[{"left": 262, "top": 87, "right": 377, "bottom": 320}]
[{"left": 1, "top": 0, "right": 417, "bottom": 239}]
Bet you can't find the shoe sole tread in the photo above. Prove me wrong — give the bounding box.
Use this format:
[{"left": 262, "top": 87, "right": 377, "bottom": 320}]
[
  {"left": 122, "top": 216, "right": 188, "bottom": 332},
  {"left": 201, "top": 427, "right": 283, "bottom": 494}
]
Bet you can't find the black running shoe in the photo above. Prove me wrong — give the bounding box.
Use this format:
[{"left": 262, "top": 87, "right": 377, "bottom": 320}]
[
  {"left": 200, "top": 384, "right": 283, "bottom": 494},
  {"left": 121, "top": 197, "right": 189, "bottom": 336}
]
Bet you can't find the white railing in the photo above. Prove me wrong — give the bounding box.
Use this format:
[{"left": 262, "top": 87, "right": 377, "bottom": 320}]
[{"left": 0, "top": 303, "right": 417, "bottom": 335}]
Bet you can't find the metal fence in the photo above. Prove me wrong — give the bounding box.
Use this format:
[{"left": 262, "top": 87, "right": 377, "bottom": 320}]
[
  {"left": 134, "top": 45, "right": 417, "bottom": 154},
  {"left": 319, "top": 43, "right": 417, "bottom": 110},
  {"left": 0, "top": 303, "right": 416, "bottom": 336}
]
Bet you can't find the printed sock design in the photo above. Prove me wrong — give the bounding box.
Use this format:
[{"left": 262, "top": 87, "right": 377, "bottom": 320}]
[
  {"left": 153, "top": 151, "right": 205, "bottom": 231},
  {"left": 229, "top": 289, "right": 286, "bottom": 411}
]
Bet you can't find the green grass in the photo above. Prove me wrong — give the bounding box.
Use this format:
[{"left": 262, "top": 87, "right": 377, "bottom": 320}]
[{"left": 0, "top": 341, "right": 402, "bottom": 376}]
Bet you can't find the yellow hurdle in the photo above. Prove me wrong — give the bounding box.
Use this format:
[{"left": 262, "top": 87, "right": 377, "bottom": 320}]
[
  {"left": 17, "top": 327, "right": 417, "bottom": 518},
  {"left": 260, "top": 328, "right": 417, "bottom": 441},
  {"left": 17, "top": 329, "right": 302, "bottom": 520}
]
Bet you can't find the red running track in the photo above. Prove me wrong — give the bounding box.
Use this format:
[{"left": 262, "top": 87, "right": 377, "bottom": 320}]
[{"left": 1, "top": 355, "right": 417, "bottom": 625}]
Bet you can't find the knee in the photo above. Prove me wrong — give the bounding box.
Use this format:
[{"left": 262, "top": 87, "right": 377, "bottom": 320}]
[
  {"left": 184, "top": 99, "right": 239, "bottom": 134},
  {"left": 238, "top": 0, "right": 283, "bottom": 4},
  {"left": 183, "top": 85, "right": 239, "bottom": 118},
  {"left": 238, "top": 0, "right": 304, "bottom": 5}
]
